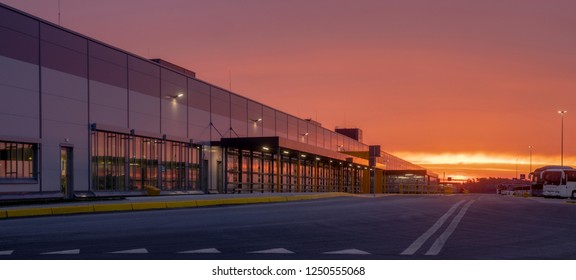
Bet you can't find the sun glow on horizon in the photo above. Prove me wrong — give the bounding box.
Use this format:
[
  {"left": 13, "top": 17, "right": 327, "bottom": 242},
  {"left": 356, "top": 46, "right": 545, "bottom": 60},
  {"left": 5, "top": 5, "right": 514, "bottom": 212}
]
[{"left": 395, "top": 152, "right": 576, "bottom": 179}]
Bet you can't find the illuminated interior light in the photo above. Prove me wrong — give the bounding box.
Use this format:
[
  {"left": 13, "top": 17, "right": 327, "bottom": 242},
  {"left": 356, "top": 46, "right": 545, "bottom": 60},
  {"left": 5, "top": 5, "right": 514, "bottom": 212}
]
[
  {"left": 263, "top": 146, "right": 270, "bottom": 151},
  {"left": 315, "top": 157, "right": 321, "bottom": 161},
  {"left": 301, "top": 154, "right": 306, "bottom": 158},
  {"left": 283, "top": 150, "right": 290, "bottom": 154}
]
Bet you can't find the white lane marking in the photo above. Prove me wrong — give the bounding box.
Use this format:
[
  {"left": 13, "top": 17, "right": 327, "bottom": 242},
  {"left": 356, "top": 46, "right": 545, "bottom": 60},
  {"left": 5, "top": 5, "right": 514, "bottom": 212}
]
[
  {"left": 108, "top": 248, "right": 149, "bottom": 254},
  {"left": 400, "top": 200, "right": 466, "bottom": 255},
  {"left": 323, "top": 249, "right": 371, "bottom": 255},
  {"left": 248, "top": 248, "right": 295, "bottom": 254},
  {"left": 425, "top": 200, "right": 475, "bottom": 255},
  {"left": 41, "top": 249, "right": 80, "bottom": 255},
  {"left": 179, "top": 248, "right": 221, "bottom": 254},
  {"left": 0, "top": 250, "right": 14, "bottom": 255}
]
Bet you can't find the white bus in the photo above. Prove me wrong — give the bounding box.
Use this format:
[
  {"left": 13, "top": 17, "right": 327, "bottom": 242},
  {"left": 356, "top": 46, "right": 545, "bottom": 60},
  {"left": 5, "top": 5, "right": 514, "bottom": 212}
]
[
  {"left": 541, "top": 166, "right": 576, "bottom": 198},
  {"left": 496, "top": 184, "right": 531, "bottom": 196},
  {"left": 530, "top": 165, "right": 573, "bottom": 196}
]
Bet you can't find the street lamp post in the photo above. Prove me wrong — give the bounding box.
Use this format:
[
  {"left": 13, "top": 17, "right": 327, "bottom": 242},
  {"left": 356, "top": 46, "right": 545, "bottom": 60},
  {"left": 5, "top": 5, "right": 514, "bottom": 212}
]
[
  {"left": 528, "top": 145, "right": 534, "bottom": 175},
  {"left": 558, "top": 110, "right": 568, "bottom": 166}
]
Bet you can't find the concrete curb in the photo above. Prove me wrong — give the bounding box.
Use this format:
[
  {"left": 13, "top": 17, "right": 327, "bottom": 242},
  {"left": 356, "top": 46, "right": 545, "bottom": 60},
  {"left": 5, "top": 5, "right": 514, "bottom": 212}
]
[{"left": 0, "top": 193, "right": 355, "bottom": 219}]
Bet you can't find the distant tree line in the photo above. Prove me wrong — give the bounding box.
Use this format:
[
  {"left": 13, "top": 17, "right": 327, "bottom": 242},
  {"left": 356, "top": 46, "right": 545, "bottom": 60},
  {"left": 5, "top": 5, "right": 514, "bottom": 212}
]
[{"left": 459, "top": 177, "right": 528, "bottom": 193}]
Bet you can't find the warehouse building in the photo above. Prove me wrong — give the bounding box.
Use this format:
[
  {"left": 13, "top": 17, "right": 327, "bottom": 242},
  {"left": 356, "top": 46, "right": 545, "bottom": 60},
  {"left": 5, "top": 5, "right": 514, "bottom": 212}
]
[{"left": 0, "top": 3, "right": 438, "bottom": 200}]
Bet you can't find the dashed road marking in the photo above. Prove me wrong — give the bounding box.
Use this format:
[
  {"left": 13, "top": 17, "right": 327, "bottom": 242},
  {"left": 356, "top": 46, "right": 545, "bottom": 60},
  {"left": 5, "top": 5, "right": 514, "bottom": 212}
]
[
  {"left": 248, "top": 248, "right": 295, "bottom": 254},
  {"left": 323, "top": 249, "right": 371, "bottom": 255},
  {"left": 0, "top": 250, "right": 14, "bottom": 255},
  {"left": 41, "top": 249, "right": 80, "bottom": 255},
  {"left": 178, "top": 248, "right": 221, "bottom": 254},
  {"left": 108, "top": 248, "right": 149, "bottom": 254}
]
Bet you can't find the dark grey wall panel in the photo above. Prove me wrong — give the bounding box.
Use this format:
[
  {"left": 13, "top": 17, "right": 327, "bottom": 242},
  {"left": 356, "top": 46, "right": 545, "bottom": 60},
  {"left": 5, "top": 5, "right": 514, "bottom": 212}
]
[
  {"left": 0, "top": 6, "right": 38, "bottom": 37},
  {"left": 89, "top": 57, "right": 127, "bottom": 89},
  {"left": 210, "top": 87, "right": 230, "bottom": 118},
  {"left": 230, "top": 95, "right": 247, "bottom": 122},
  {"left": 41, "top": 42, "right": 87, "bottom": 78},
  {"left": 89, "top": 41, "right": 126, "bottom": 66},
  {"left": 0, "top": 27, "right": 38, "bottom": 65},
  {"left": 188, "top": 79, "right": 210, "bottom": 112},
  {"left": 40, "top": 23, "right": 87, "bottom": 53}
]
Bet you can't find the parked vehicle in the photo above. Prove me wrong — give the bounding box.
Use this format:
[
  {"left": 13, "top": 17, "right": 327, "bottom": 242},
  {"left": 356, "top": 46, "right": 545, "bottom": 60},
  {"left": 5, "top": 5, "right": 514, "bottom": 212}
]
[{"left": 539, "top": 166, "right": 576, "bottom": 198}]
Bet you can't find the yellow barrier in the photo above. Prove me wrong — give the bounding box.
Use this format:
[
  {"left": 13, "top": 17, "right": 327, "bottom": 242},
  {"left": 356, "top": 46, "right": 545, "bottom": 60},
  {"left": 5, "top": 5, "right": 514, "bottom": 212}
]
[
  {"left": 0, "top": 210, "right": 7, "bottom": 219},
  {"left": 144, "top": 185, "right": 160, "bottom": 196}
]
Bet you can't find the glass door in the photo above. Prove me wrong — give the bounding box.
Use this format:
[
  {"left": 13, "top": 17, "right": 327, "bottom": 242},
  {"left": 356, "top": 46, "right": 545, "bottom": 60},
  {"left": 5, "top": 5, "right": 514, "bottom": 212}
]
[{"left": 61, "top": 146, "right": 73, "bottom": 199}]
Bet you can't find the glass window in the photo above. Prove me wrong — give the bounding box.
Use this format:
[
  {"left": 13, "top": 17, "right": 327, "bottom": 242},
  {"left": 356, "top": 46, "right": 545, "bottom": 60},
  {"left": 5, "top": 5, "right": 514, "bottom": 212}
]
[
  {"left": 0, "top": 140, "right": 37, "bottom": 181},
  {"left": 91, "top": 131, "right": 127, "bottom": 191},
  {"left": 566, "top": 171, "right": 576, "bottom": 182},
  {"left": 543, "top": 171, "right": 562, "bottom": 186},
  {"left": 91, "top": 129, "right": 200, "bottom": 192}
]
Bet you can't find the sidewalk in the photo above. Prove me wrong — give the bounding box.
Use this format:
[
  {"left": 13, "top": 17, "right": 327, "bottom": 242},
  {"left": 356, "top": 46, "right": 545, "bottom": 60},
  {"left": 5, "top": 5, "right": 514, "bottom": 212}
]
[{"left": 0, "top": 192, "right": 354, "bottom": 219}]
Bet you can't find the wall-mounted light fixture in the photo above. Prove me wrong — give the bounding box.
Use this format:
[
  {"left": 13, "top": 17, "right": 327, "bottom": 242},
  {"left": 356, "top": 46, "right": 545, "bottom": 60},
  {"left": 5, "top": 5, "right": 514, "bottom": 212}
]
[
  {"left": 251, "top": 118, "right": 263, "bottom": 123},
  {"left": 165, "top": 93, "right": 184, "bottom": 99},
  {"left": 301, "top": 132, "right": 309, "bottom": 137}
]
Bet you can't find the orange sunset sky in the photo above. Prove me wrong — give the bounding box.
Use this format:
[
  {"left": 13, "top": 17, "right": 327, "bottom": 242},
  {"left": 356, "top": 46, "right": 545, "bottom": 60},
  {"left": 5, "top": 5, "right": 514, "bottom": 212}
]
[{"left": 4, "top": 0, "right": 576, "bottom": 180}]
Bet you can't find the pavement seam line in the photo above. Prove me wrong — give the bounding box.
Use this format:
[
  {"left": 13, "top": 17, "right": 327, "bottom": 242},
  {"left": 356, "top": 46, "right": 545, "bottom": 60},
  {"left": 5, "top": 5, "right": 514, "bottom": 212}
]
[
  {"left": 400, "top": 200, "right": 466, "bottom": 255},
  {"left": 425, "top": 200, "right": 475, "bottom": 256}
]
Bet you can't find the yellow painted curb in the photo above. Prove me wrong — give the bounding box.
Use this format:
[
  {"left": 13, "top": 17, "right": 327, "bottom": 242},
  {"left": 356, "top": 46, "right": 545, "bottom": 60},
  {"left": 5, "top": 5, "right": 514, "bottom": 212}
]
[
  {"left": 131, "top": 202, "right": 167, "bottom": 210},
  {"left": 195, "top": 199, "right": 224, "bottom": 207},
  {"left": 268, "top": 196, "right": 288, "bottom": 203},
  {"left": 7, "top": 208, "right": 53, "bottom": 218},
  {"left": 51, "top": 205, "right": 95, "bottom": 215},
  {"left": 93, "top": 203, "right": 133, "bottom": 212},
  {"left": 221, "top": 198, "right": 250, "bottom": 205},
  {"left": 286, "top": 195, "right": 313, "bottom": 201},
  {"left": 246, "top": 197, "right": 271, "bottom": 203},
  {"left": 166, "top": 200, "right": 198, "bottom": 209},
  {"left": 0, "top": 210, "right": 7, "bottom": 219}
]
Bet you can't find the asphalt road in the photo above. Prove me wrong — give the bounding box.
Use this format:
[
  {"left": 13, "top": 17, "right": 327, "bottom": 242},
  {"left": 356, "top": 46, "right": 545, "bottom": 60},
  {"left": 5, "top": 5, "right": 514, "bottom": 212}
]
[{"left": 1, "top": 193, "right": 575, "bottom": 260}]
